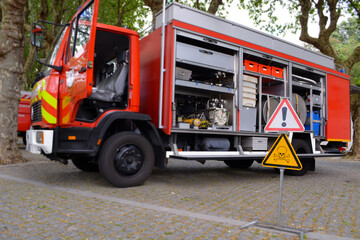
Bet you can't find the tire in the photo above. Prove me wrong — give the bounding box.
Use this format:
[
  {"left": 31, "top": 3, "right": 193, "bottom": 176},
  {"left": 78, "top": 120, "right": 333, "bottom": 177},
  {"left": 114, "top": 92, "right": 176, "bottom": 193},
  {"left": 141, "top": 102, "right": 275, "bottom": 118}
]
[
  {"left": 22, "top": 135, "right": 27, "bottom": 146},
  {"left": 286, "top": 139, "right": 312, "bottom": 176},
  {"left": 72, "top": 158, "right": 99, "bottom": 172},
  {"left": 98, "top": 132, "right": 154, "bottom": 188},
  {"left": 224, "top": 160, "right": 254, "bottom": 169}
]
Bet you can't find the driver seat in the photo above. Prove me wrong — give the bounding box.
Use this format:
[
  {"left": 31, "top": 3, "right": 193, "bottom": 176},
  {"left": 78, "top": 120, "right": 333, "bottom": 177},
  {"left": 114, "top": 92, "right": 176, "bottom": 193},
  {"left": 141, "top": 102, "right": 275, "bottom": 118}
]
[{"left": 90, "top": 51, "right": 128, "bottom": 102}]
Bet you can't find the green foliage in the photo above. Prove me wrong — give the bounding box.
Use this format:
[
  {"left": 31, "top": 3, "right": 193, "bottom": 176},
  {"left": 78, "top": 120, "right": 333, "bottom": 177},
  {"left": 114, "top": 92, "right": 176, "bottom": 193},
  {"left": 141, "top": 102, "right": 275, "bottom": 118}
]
[
  {"left": 23, "top": 0, "right": 150, "bottom": 88},
  {"left": 166, "top": 0, "right": 234, "bottom": 17},
  {"left": 238, "top": 0, "right": 360, "bottom": 86},
  {"left": 238, "top": 0, "right": 301, "bottom": 36},
  {"left": 238, "top": 0, "right": 360, "bottom": 36},
  {"left": 331, "top": 18, "right": 360, "bottom": 86},
  {"left": 98, "top": 0, "right": 150, "bottom": 33}
]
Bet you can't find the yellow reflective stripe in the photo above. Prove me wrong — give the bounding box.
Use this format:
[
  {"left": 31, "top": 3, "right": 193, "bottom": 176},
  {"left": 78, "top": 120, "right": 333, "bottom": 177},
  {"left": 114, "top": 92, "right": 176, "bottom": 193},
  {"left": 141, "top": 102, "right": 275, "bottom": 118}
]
[
  {"left": 31, "top": 96, "right": 39, "bottom": 104},
  {"left": 327, "top": 139, "right": 351, "bottom": 142},
  {"left": 62, "top": 113, "right": 70, "bottom": 124},
  {"left": 62, "top": 98, "right": 70, "bottom": 109},
  {"left": 33, "top": 80, "right": 40, "bottom": 89},
  {"left": 41, "top": 106, "right": 57, "bottom": 124},
  {"left": 42, "top": 91, "right": 57, "bottom": 109}
]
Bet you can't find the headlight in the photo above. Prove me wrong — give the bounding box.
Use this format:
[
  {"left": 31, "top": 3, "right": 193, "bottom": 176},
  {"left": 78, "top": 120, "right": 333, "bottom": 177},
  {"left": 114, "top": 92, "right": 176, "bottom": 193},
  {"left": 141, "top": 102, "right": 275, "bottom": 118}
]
[{"left": 30, "top": 106, "right": 34, "bottom": 121}]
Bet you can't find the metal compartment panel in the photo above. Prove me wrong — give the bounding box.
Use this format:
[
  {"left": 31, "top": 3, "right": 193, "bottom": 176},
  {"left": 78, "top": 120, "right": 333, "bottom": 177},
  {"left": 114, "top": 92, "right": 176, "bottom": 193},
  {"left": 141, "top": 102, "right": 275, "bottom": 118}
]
[
  {"left": 176, "top": 42, "right": 235, "bottom": 72},
  {"left": 156, "top": 3, "right": 335, "bottom": 69},
  {"left": 176, "top": 30, "right": 238, "bottom": 51},
  {"left": 239, "top": 107, "right": 257, "bottom": 131}
]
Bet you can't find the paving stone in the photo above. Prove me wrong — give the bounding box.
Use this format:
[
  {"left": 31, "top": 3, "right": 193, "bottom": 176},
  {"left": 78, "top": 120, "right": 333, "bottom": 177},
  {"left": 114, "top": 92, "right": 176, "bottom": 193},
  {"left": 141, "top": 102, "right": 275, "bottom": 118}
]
[{"left": 0, "top": 154, "right": 359, "bottom": 239}]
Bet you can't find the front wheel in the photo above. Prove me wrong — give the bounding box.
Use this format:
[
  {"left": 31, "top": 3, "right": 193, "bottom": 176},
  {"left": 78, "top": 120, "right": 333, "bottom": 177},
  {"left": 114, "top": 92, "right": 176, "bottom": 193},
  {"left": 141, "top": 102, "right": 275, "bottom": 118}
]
[{"left": 98, "top": 132, "right": 154, "bottom": 188}]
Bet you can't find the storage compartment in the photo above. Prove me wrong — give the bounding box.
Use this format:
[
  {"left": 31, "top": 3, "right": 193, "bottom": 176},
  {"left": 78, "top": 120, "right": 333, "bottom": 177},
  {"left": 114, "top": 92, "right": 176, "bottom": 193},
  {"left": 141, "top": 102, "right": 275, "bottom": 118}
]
[
  {"left": 242, "top": 137, "right": 268, "bottom": 151},
  {"left": 243, "top": 87, "right": 256, "bottom": 94},
  {"left": 176, "top": 42, "right": 235, "bottom": 72},
  {"left": 305, "top": 111, "right": 320, "bottom": 136},
  {"left": 262, "top": 97, "right": 280, "bottom": 123},
  {"left": 243, "top": 91, "right": 257, "bottom": 99},
  {"left": 244, "top": 60, "right": 258, "bottom": 72},
  {"left": 259, "top": 64, "right": 271, "bottom": 75},
  {"left": 239, "top": 107, "right": 257, "bottom": 131},
  {"left": 243, "top": 81, "right": 257, "bottom": 89},
  {"left": 271, "top": 66, "right": 283, "bottom": 78},
  {"left": 175, "top": 67, "right": 192, "bottom": 80},
  {"left": 243, "top": 74, "right": 258, "bottom": 83},
  {"left": 243, "top": 97, "right": 256, "bottom": 108},
  {"left": 200, "top": 137, "right": 230, "bottom": 151},
  {"left": 313, "top": 95, "right": 321, "bottom": 105},
  {"left": 243, "top": 74, "right": 258, "bottom": 107},
  {"left": 174, "top": 93, "right": 234, "bottom": 130}
]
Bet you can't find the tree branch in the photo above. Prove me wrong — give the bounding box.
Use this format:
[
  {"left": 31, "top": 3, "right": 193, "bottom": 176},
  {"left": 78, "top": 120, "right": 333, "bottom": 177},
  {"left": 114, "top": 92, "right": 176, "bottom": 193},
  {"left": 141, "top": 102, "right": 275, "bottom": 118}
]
[
  {"left": 299, "top": 0, "right": 318, "bottom": 45},
  {"left": 344, "top": 45, "right": 360, "bottom": 72},
  {"left": 315, "top": 0, "right": 328, "bottom": 33},
  {"left": 347, "top": 0, "right": 360, "bottom": 19},
  {"left": 207, "top": 0, "right": 223, "bottom": 14}
]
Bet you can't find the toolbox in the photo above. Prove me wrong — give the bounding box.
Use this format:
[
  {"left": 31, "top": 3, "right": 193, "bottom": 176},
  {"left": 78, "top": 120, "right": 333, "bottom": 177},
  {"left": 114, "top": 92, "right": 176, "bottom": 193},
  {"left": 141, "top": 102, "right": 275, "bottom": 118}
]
[
  {"left": 175, "top": 67, "right": 192, "bottom": 80},
  {"left": 259, "top": 64, "right": 271, "bottom": 75},
  {"left": 242, "top": 137, "right": 268, "bottom": 150},
  {"left": 244, "top": 60, "right": 258, "bottom": 72},
  {"left": 271, "top": 66, "right": 283, "bottom": 78}
]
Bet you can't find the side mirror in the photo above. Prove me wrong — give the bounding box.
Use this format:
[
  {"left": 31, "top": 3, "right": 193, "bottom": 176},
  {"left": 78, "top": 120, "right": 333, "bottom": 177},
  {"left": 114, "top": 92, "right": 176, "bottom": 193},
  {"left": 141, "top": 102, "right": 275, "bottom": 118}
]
[{"left": 31, "top": 24, "right": 44, "bottom": 48}]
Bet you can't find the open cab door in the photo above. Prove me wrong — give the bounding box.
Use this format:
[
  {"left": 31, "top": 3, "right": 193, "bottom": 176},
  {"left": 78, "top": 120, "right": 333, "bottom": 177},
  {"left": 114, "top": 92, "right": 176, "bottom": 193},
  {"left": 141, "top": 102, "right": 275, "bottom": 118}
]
[{"left": 60, "top": 0, "right": 99, "bottom": 125}]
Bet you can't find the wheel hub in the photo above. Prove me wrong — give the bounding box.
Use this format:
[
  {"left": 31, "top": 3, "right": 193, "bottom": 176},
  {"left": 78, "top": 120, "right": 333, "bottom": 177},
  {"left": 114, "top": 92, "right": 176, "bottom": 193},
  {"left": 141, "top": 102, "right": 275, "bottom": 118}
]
[{"left": 114, "top": 145, "right": 144, "bottom": 176}]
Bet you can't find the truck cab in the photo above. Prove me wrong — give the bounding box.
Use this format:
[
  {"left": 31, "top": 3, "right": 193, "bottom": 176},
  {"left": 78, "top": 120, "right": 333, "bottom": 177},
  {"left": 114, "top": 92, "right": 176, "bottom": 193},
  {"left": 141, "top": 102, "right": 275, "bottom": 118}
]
[{"left": 27, "top": 0, "right": 163, "bottom": 187}]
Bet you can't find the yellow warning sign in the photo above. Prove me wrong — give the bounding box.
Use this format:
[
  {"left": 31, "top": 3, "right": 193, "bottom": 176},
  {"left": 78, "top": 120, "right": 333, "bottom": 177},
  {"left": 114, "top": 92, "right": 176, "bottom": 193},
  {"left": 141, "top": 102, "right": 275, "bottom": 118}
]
[{"left": 262, "top": 134, "right": 302, "bottom": 170}]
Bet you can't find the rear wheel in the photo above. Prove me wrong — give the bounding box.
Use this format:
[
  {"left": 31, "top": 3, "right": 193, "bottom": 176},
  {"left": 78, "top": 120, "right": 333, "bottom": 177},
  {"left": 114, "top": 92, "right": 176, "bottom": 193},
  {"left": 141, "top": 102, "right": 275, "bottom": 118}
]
[
  {"left": 286, "top": 139, "right": 312, "bottom": 176},
  {"left": 98, "top": 132, "right": 154, "bottom": 188},
  {"left": 22, "top": 135, "right": 27, "bottom": 145},
  {"left": 72, "top": 158, "right": 99, "bottom": 172},
  {"left": 224, "top": 160, "right": 254, "bottom": 169}
]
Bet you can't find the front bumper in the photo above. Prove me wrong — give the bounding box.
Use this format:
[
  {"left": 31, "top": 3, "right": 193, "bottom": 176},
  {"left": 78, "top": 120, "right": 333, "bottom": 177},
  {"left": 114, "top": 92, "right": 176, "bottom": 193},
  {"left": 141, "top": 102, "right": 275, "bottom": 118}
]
[{"left": 26, "top": 129, "right": 54, "bottom": 154}]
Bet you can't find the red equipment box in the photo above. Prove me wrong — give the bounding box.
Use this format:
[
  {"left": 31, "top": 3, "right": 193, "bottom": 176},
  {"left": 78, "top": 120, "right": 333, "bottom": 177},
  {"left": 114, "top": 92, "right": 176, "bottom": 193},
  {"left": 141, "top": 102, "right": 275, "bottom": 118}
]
[
  {"left": 244, "top": 60, "right": 258, "bottom": 72},
  {"left": 259, "top": 64, "right": 271, "bottom": 75},
  {"left": 271, "top": 66, "right": 283, "bottom": 78}
]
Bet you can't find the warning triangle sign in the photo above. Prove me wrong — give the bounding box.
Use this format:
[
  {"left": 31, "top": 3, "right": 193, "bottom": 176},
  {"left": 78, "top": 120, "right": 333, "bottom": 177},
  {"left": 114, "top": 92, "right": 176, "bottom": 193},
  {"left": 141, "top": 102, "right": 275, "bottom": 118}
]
[
  {"left": 262, "top": 134, "right": 302, "bottom": 170},
  {"left": 264, "top": 98, "right": 305, "bottom": 132}
]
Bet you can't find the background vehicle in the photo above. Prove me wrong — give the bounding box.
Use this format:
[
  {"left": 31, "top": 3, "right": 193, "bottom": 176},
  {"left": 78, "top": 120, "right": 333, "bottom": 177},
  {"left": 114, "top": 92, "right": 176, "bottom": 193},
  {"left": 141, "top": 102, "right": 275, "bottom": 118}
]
[
  {"left": 27, "top": 0, "right": 350, "bottom": 187},
  {"left": 18, "top": 91, "right": 31, "bottom": 145}
]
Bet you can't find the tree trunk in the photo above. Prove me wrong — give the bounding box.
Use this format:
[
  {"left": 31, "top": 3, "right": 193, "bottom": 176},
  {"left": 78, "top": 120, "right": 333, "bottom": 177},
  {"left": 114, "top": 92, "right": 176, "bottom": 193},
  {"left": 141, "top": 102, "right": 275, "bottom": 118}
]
[
  {"left": 0, "top": 0, "right": 27, "bottom": 164},
  {"left": 207, "top": 0, "right": 223, "bottom": 14},
  {"left": 349, "top": 94, "right": 360, "bottom": 159},
  {"left": 143, "top": 0, "right": 163, "bottom": 30},
  {"left": 22, "top": 46, "right": 36, "bottom": 89}
]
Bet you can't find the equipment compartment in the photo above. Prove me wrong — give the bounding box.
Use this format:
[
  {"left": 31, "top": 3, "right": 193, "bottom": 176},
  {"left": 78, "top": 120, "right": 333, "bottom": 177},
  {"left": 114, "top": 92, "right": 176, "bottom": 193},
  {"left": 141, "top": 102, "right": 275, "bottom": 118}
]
[
  {"left": 176, "top": 42, "right": 235, "bottom": 73},
  {"left": 242, "top": 137, "right": 268, "bottom": 151},
  {"left": 173, "top": 31, "right": 237, "bottom": 133},
  {"left": 174, "top": 93, "right": 234, "bottom": 131}
]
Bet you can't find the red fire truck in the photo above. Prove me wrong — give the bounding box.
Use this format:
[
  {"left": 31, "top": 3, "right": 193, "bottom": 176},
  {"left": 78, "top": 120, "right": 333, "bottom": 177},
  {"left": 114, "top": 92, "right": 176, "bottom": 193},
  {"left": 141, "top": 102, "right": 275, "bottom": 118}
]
[
  {"left": 27, "top": 0, "right": 350, "bottom": 187},
  {"left": 18, "top": 91, "right": 31, "bottom": 144}
]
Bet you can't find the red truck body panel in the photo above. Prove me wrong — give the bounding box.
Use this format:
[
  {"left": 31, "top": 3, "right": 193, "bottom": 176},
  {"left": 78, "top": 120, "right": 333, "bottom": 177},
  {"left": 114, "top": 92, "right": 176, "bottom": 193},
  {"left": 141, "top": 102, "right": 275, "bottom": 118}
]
[
  {"left": 140, "top": 20, "right": 351, "bottom": 139},
  {"left": 326, "top": 74, "right": 351, "bottom": 141},
  {"left": 18, "top": 91, "right": 31, "bottom": 132},
  {"left": 139, "top": 26, "right": 175, "bottom": 135}
]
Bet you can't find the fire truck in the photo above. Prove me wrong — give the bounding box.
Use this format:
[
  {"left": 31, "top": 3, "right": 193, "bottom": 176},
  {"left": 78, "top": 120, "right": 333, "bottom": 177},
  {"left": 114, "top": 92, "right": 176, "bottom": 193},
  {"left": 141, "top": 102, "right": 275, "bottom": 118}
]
[
  {"left": 18, "top": 91, "right": 31, "bottom": 144},
  {"left": 27, "top": 0, "right": 350, "bottom": 187}
]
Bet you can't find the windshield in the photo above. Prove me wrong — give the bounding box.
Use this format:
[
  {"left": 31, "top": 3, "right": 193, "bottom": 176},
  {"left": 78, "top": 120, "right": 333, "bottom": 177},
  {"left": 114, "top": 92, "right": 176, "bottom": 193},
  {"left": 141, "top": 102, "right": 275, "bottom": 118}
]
[{"left": 41, "top": 26, "right": 67, "bottom": 72}]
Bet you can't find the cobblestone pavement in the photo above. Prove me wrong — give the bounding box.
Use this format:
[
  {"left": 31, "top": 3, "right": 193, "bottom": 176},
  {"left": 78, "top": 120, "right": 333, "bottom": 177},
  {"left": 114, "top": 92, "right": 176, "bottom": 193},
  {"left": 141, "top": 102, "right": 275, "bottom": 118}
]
[{"left": 0, "top": 149, "right": 359, "bottom": 240}]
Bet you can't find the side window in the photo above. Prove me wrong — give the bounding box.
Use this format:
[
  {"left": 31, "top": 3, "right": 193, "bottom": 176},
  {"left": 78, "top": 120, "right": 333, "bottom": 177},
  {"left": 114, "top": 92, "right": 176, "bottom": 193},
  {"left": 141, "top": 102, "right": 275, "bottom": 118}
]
[
  {"left": 66, "top": 2, "right": 94, "bottom": 62},
  {"left": 67, "top": 20, "right": 76, "bottom": 62}
]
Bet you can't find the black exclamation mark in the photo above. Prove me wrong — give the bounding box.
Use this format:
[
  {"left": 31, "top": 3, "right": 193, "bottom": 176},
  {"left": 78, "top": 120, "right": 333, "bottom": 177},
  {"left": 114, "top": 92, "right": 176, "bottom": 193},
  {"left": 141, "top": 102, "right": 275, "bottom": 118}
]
[{"left": 282, "top": 107, "right": 287, "bottom": 127}]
